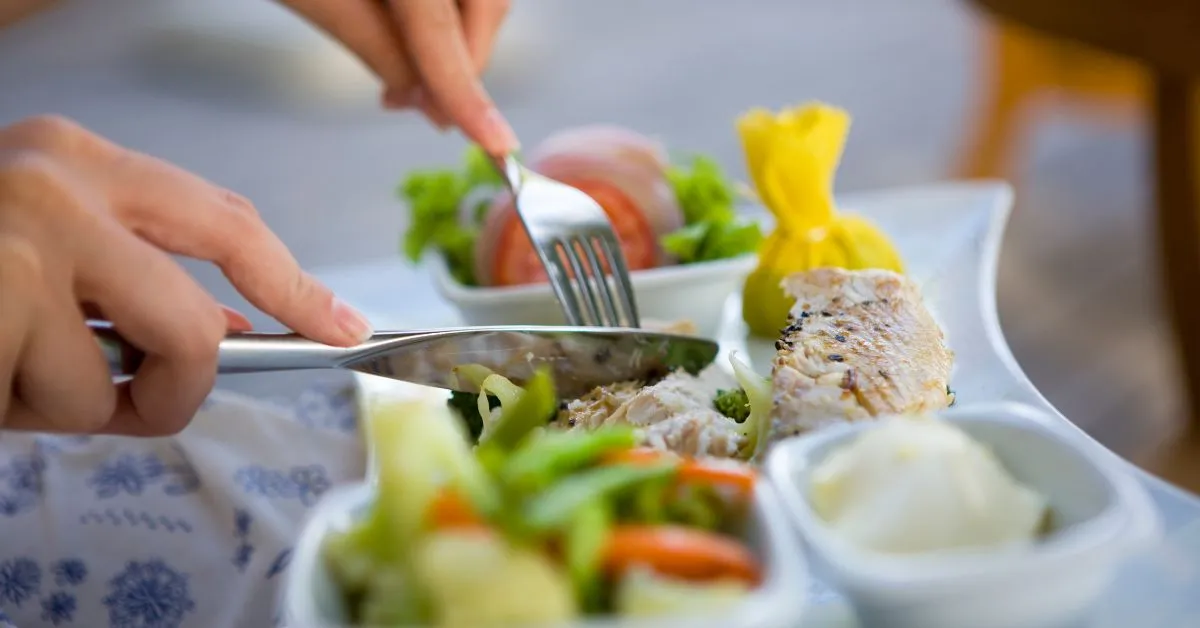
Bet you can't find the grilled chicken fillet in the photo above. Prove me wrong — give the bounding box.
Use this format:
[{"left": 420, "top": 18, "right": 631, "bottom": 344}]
[{"left": 769, "top": 267, "right": 953, "bottom": 442}]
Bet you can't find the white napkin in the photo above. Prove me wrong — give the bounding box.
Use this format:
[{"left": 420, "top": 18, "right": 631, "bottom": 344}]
[{"left": 0, "top": 383, "right": 366, "bottom": 628}]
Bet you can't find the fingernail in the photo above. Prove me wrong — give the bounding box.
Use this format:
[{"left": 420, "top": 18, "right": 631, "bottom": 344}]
[
  {"left": 382, "top": 86, "right": 417, "bottom": 110},
  {"left": 332, "top": 298, "right": 373, "bottom": 344},
  {"left": 483, "top": 106, "right": 520, "bottom": 153},
  {"left": 220, "top": 306, "right": 254, "bottom": 332}
]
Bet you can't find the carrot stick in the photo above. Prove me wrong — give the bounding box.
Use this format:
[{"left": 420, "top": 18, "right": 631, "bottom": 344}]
[
  {"left": 601, "top": 525, "right": 762, "bottom": 585},
  {"left": 426, "top": 489, "right": 487, "bottom": 530},
  {"left": 602, "top": 448, "right": 757, "bottom": 500}
]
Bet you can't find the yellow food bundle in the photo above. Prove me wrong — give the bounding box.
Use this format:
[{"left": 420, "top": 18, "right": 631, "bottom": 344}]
[{"left": 737, "top": 103, "right": 904, "bottom": 338}]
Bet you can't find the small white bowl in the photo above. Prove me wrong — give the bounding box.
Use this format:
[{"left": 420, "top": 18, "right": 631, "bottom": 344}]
[
  {"left": 280, "top": 481, "right": 809, "bottom": 628},
  {"left": 765, "top": 402, "right": 1162, "bottom": 628},
  {"left": 429, "top": 253, "right": 757, "bottom": 338}
]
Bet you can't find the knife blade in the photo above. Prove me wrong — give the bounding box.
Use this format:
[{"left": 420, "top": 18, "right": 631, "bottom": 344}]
[{"left": 93, "top": 322, "right": 720, "bottom": 399}]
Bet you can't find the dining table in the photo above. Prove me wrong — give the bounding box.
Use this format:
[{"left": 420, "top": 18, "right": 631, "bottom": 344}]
[{"left": 5, "top": 0, "right": 1200, "bottom": 624}]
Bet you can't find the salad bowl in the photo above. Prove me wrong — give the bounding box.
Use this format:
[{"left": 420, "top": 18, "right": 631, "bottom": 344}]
[
  {"left": 430, "top": 251, "right": 757, "bottom": 338},
  {"left": 281, "top": 476, "right": 809, "bottom": 628}
]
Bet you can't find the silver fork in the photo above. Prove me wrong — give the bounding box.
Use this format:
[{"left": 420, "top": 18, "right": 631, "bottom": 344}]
[{"left": 496, "top": 153, "right": 640, "bottom": 328}]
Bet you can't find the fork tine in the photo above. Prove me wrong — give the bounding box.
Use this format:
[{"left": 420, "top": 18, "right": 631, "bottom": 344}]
[
  {"left": 580, "top": 236, "right": 621, "bottom": 326},
  {"left": 534, "top": 243, "right": 586, "bottom": 326},
  {"left": 596, "top": 232, "right": 640, "bottom": 328},
  {"left": 561, "top": 238, "right": 604, "bottom": 326}
]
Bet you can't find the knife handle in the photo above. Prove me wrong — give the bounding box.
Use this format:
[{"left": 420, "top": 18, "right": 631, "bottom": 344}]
[{"left": 90, "top": 320, "right": 349, "bottom": 377}]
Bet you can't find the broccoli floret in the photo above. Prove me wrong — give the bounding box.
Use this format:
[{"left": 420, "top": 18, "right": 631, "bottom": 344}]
[
  {"left": 447, "top": 391, "right": 500, "bottom": 442},
  {"left": 713, "top": 388, "right": 751, "bottom": 423}
]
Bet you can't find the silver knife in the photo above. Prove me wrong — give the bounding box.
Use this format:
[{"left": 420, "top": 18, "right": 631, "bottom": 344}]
[{"left": 90, "top": 320, "right": 719, "bottom": 399}]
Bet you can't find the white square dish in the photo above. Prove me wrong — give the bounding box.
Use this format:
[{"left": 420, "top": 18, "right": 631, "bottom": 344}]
[
  {"left": 313, "top": 180, "right": 1200, "bottom": 627},
  {"left": 764, "top": 402, "right": 1162, "bottom": 628}
]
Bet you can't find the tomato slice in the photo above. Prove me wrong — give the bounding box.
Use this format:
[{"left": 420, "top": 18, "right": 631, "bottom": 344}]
[{"left": 491, "top": 179, "right": 659, "bottom": 287}]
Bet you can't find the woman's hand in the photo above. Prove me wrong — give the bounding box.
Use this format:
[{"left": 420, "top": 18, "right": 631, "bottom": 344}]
[
  {"left": 0, "top": 116, "right": 373, "bottom": 436},
  {"left": 282, "top": 0, "right": 518, "bottom": 155}
]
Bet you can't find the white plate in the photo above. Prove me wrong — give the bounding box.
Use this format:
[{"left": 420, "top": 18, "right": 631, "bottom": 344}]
[{"left": 316, "top": 179, "right": 1200, "bottom": 627}]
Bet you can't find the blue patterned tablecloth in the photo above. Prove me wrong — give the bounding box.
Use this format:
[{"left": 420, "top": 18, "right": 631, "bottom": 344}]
[{"left": 0, "top": 382, "right": 366, "bottom": 628}]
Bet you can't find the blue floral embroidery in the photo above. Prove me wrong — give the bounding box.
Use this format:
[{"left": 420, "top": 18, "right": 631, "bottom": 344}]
[
  {"left": 0, "top": 558, "right": 41, "bottom": 607},
  {"left": 51, "top": 560, "right": 87, "bottom": 588},
  {"left": 78, "top": 509, "right": 192, "bottom": 533},
  {"left": 103, "top": 559, "right": 195, "bottom": 628},
  {"left": 34, "top": 435, "right": 93, "bottom": 455},
  {"left": 234, "top": 464, "right": 331, "bottom": 506},
  {"left": 160, "top": 445, "right": 200, "bottom": 496},
  {"left": 88, "top": 454, "right": 163, "bottom": 498},
  {"left": 87, "top": 447, "right": 199, "bottom": 499},
  {"left": 232, "top": 509, "right": 254, "bottom": 573},
  {"left": 293, "top": 386, "right": 358, "bottom": 433},
  {"left": 40, "top": 591, "right": 76, "bottom": 625},
  {"left": 265, "top": 548, "right": 292, "bottom": 579},
  {"left": 0, "top": 452, "right": 46, "bottom": 517}
]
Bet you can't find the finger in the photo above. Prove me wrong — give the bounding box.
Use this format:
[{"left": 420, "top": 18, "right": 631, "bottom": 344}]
[
  {"left": 221, "top": 305, "right": 254, "bottom": 332},
  {"left": 389, "top": 0, "right": 518, "bottom": 155},
  {"left": 459, "top": 0, "right": 510, "bottom": 73},
  {"left": 0, "top": 234, "right": 39, "bottom": 425},
  {"left": 283, "top": 0, "right": 419, "bottom": 96},
  {"left": 381, "top": 86, "right": 454, "bottom": 133},
  {"left": 85, "top": 303, "right": 251, "bottom": 332},
  {"left": 73, "top": 222, "right": 226, "bottom": 436},
  {"left": 11, "top": 283, "right": 116, "bottom": 432},
  {"left": 100, "top": 149, "right": 372, "bottom": 346},
  {"left": 413, "top": 88, "right": 453, "bottom": 130}
]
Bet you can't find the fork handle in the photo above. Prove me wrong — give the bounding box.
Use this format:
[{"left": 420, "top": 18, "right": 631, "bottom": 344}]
[{"left": 91, "top": 320, "right": 347, "bottom": 377}]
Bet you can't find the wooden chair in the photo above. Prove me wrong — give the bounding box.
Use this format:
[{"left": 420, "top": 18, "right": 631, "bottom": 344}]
[
  {"left": 965, "top": 0, "right": 1200, "bottom": 436},
  {"left": 957, "top": 22, "right": 1147, "bottom": 181}
]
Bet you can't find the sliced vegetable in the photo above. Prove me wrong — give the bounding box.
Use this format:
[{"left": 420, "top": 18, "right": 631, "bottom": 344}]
[
  {"left": 426, "top": 489, "right": 486, "bottom": 530},
  {"left": 614, "top": 567, "right": 751, "bottom": 618},
  {"left": 477, "top": 180, "right": 661, "bottom": 287},
  {"left": 529, "top": 126, "right": 685, "bottom": 239},
  {"left": 446, "top": 390, "right": 498, "bottom": 442},
  {"left": 665, "top": 484, "right": 721, "bottom": 531},
  {"left": 730, "top": 352, "right": 773, "bottom": 462},
  {"left": 478, "top": 368, "right": 558, "bottom": 451},
  {"left": 564, "top": 501, "right": 612, "bottom": 612},
  {"left": 357, "top": 564, "right": 423, "bottom": 626},
  {"left": 322, "top": 522, "right": 382, "bottom": 592},
  {"left": 370, "top": 397, "right": 500, "bottom": 554},
  {"left": 414, "top": 531, "right": 578, "bottom": 627},
  {"left": 602, "top": 447, "right": 757, "bottom": 502},
  {"left": 601, "top": 525, "right": 762, "bottom": 585},
  {"left": 602, "top": 447, "right": 679, "bottom": 466},
  {"left": 523, "top": 463, "right": 677, "bottom": 533},
  {"left": 502, "top": 427, "right": 639, "bottom": 493}
]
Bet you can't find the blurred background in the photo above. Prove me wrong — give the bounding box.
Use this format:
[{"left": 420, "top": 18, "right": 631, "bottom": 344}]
[{"left": 0, "top": 0, "right": 1187, "bottom": 482}]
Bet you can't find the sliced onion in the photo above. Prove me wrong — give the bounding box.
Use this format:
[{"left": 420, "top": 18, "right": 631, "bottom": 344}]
[{"left": 529, "top": 126, "right": 685, "bottom": 239}]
